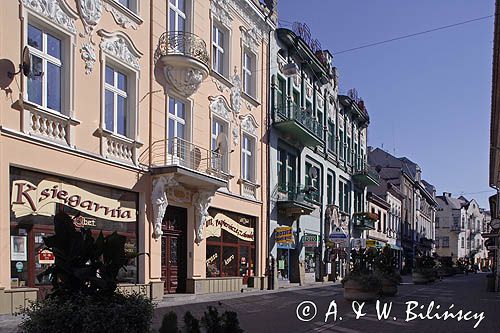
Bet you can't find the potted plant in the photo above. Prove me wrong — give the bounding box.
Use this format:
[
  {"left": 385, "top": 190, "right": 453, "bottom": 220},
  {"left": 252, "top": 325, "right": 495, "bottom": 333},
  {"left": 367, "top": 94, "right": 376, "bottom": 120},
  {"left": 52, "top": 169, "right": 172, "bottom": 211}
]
[
  {"left": 422, "top": 255, "right": 437, "bottom": 282},
  {"left": 20, "top": 212, "right": 154, "bottom": 332},
  {"left": 374, "top": 246, "right": 401, "bottom": 296},
  {"left": 412, "top": 256, "right": 429, "bottom": 284},
  {"left": 342, "top": 248, "right": 381, "bottom": 301}
]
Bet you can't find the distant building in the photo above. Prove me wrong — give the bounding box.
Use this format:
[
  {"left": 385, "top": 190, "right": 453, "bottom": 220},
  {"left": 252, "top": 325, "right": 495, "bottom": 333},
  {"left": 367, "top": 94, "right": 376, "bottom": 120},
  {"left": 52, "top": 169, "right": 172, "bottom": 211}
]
[
  {"left": 435, "top": 193, "right": 491, "bottom": 269},
  {"left": 368, "top": 148, "right": 437, "bottom": 271}
]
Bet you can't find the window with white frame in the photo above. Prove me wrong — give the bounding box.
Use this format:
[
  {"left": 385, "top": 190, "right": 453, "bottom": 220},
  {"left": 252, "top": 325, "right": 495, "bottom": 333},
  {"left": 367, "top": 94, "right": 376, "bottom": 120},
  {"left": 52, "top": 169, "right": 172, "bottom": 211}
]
[
  {"left": 241, "top": 134, "right": 255, "bottom": 182},
  {"left": 104, "top": 65, "right": 128, "bottom": 136},
  {"left": 212, "top": 23, "right": 228, "bottom": 76},
  {"left": 27, "top": 23, "right": 64, "bottom": 113},
  {"left": 242, "top": 50, "right": 256, "bottom": 97},
  {"left": 169, "top": 0, "right": 186, "bottom": 32},
  {"left": 116, "top": 0, "right": 138, "bottom": 13},
  {"left": 211, "top": 117, "right": 229, "bottom": 172},
  {"left": 167, "top": 96, "right": 187, "bottom": 155}
]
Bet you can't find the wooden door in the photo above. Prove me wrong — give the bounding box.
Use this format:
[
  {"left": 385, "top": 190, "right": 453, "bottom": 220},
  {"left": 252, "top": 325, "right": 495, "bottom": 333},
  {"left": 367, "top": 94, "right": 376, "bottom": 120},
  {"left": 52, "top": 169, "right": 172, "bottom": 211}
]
[{"left": 161, "top": 206, "right": 187, "bottom": 294}]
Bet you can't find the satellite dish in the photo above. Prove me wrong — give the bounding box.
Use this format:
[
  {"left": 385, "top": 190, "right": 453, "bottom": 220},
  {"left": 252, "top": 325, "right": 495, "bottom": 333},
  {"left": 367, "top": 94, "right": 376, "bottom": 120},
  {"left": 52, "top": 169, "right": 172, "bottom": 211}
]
[
  {"left": 22, "top": 46, "right": 31, "bottom": 77},
  {"left": 7, "top": 46, "right": 33, "bottom": 79},
  {"left": 190, "top": 147, "right": 202, "bottom": 170},
  {"left": 215, "top": 133, "right": 229, "bottom": 156},
  {"left": 0, "top": 59, "right": 15, "bottom": 89},
  {"left": 308, "top": 166, "right": 318, "bottom": 179}
]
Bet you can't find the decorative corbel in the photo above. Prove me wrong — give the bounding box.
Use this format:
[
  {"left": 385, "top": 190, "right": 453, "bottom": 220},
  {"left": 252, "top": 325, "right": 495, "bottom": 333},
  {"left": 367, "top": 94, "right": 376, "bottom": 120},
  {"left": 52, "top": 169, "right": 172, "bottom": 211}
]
[
  {"left": 151, "top": 175, "right": 178, "bottom": 239},
  {"left": 193, "top": 190, "right": 216, "bottom": 244}
]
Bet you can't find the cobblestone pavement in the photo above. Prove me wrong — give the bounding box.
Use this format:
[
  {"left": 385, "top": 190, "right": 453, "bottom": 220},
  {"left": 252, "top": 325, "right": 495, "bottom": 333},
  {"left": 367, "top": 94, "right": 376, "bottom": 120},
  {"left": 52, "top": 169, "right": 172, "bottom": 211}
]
[{"left": 153, "top": 273, "right": 500, "bottom": 333}]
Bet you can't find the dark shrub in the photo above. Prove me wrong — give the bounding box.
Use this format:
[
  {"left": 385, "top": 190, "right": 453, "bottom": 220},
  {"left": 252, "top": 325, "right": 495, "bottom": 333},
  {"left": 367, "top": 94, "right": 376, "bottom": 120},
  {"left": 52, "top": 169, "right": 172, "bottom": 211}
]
[{"left": 20, "top": 292, "right": 154, "bottom": 333}]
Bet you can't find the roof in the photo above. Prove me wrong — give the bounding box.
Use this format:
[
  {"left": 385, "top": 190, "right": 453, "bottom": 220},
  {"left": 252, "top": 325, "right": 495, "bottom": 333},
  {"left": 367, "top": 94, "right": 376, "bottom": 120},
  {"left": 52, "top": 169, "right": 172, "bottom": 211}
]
[
  {"left": 368, "top": 148, "right": 420, "bottom": 182},
  {"left": 436, "top": 195, "right": 465, "bottom": 210}
]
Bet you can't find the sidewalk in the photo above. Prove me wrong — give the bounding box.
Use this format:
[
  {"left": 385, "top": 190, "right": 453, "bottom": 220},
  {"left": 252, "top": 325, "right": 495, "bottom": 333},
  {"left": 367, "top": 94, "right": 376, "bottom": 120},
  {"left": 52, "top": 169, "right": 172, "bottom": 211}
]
[
  {"left": 157, "top": 280, "right": 341, "bottom": 308},
  {"left": 0, "top": 281, "right": 340, "bottom": 332}
]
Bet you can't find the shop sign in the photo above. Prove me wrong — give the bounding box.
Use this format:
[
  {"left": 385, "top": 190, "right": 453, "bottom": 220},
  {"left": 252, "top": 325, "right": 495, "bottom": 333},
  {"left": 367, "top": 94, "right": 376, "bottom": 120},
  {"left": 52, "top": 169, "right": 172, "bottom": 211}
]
[
  {"left": 351, "top": 238, "right": 366, "bottom": 250},
  {"left": 328, "top": 226, "right": 348, "bottom": 247},
  {"left": 15, "top": 262, "right": 23, "bottom": 272},
  {"left": 366, "top": 239, "right": 377, "bottom": 248},
  {"left": 206, "top": 213, "right": 254, "bottom": 242},
  {"left": 39, "top": 249, "right": 55, "bottom": 264},
  {"left": 275, "top": 226, "right": 294, "bottom": 244},
  {"left": 302, "top": 234, "right": 318, "bottom": 247},
  {"left": 11, "top": 179, "right": 136, "bottom": 222}
]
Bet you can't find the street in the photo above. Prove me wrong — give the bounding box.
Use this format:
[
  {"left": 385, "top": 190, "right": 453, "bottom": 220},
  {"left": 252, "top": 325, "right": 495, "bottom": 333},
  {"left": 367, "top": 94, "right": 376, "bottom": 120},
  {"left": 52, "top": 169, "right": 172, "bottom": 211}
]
[{"left": 154, "top": 273, "right": 500, "bottom": 332}]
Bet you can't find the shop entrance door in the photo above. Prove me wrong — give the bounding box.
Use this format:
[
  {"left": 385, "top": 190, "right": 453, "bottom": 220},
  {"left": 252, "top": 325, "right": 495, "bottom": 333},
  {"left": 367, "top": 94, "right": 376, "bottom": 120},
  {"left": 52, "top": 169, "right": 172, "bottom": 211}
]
[{"left": 161, "top": 206, "right": 187, "bottom": 294}]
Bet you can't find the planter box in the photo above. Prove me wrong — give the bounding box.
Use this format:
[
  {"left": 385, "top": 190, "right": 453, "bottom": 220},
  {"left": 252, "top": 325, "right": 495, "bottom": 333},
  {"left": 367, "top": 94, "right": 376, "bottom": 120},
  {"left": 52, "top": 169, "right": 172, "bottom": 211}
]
[
  {"left": 381, "top": 278, "right": 398, "bottom": 296},
  {"left": 412, "top": 272, "right": 429, "bottom": 285},
  {"left": 343, "top": 280, "right": 379, "bottom": 302}
]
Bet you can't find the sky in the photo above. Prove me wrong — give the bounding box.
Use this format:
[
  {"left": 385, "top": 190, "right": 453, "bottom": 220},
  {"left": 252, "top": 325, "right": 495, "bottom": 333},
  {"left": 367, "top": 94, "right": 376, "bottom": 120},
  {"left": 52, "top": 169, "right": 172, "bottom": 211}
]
[{"left": 278, "top": 0, "right": 495, "bottom": 208}]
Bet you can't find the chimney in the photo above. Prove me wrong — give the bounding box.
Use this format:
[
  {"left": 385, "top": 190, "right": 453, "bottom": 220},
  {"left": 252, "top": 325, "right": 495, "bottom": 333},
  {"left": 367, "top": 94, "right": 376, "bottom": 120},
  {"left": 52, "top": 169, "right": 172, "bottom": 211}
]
[{"left": 443, "top": 192, "right": 451, "bottom": 197}]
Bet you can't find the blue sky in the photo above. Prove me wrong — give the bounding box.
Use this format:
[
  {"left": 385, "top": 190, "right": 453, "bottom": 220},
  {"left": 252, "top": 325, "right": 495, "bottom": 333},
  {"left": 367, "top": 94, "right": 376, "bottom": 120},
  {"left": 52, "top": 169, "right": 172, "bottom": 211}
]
[{"left": 278, "top": 0, "right": 495, "bottom": 208}]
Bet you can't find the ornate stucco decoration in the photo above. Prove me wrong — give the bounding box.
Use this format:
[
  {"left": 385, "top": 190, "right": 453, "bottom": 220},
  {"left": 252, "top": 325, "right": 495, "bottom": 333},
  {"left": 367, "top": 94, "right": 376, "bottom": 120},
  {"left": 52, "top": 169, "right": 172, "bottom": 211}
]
[
  {"left": 209, "top": 95, "right": 231, "bottom": 122},
  {"left": 193, "top": 190, "right": 216, "bottom": 244},
  {"left": 77, "top": 0, "right": 103, "bottom": 35},
  {"left": 211, "top": 0, "right": 232, "bottom": 27},
  {"left": 80, "top": 42, "right": 96, "bottom": 74},
  {"left": 240, "top": 114, "right": 258, "bottom": 136},
  {"left": 240, "top": 26, "right": 261, "bottom": 53},
  {"left": 21, "top": 0, "right": 78, "bottom": 34},
  {"left": 98, "top": 30, "right": 142, "bottom": 70},
  {"left": 165, "top": 66, "right": 204, "bottom": 97},
  {"left": 230, "top": 68, "right": 243, "bottom": 115},
  {"left": 151, "top": 175, "right": 179, "bottom": 239},
  {"left": 104, "top": 2, "right": 138, "bottom": 30}
]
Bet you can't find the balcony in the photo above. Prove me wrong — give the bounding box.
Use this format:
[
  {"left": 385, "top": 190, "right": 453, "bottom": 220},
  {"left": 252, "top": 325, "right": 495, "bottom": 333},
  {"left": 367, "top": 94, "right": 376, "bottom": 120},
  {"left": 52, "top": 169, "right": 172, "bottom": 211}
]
[
  {"left": 352, "top": 212, "right": 378, "bottom": 230},
  {"left": 274, "top": 104, "right": 323, "bottom": 146},
  {"left": 154, "top": 31, "right": 210, "bottom": 97},
  {"left": 352, "top": 163, "right": 380, "bottom": 187},
  {"left": 276, "top": 183, "right": 316, "bottom": 217},
  {"left": 141, "top": 138, "right": 226, "bottom": 190}
]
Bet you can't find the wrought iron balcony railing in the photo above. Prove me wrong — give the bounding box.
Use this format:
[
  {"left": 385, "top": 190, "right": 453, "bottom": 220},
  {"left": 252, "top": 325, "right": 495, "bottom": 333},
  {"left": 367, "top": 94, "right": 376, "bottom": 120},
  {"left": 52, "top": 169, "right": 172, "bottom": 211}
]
[
  {"left": 154, "top": 31, "right": 210, "bottom": 67},
  {"left": 141, "top": 137, "right": 222, "bottom": 177},
  {"left": 276, "top": 103, "right": 323, "bottom": 139},
  {"left": 277, "top": 183, "right": 318, "bottom": 203}
]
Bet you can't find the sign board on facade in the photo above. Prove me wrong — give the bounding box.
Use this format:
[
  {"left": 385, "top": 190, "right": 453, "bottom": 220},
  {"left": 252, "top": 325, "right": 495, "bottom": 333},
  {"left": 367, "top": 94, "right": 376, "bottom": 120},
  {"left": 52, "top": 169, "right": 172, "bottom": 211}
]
[
  {"left": 351, "top": 238, "right": 366, "bottom": 250},
  {"left": 206, "top": 213, "right": 255, "bottom": 242},
  {"left": 275, "top": 227, "right": 294, "bottom": 244},
  {"left": 11, "top": 179, "right": 136, "bottom": 222},
  {"left": 38, "top": 249, "right": 55, "bottom": 264},
  {"left": 328, "top": 226, "right": 348, "bottom": 247},
  {"left": 302, "top": 234, "right": 318, "bottom": 247}
]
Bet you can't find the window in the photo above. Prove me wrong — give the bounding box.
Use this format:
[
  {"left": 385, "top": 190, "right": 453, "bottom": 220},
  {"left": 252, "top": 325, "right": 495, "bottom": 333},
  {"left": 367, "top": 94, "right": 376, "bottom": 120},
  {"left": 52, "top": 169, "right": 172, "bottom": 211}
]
[
  {"left": 292, "top": 90, "right": 300, "bottom": 108},
  {"left": 339, "top": 128, "right": 344, "bottom": 160},
  {"left": 326, "top": 173, "right": 334, "bottom": 205},
  {"left": 383, "top": 213, "right": 387, "bottom": 233},
  {"left": 346, "top": 136, "right": 352, "bottom": 165},
  {"left": 327, "top": 121, "right": 335, "bottom": 153},
  {"left": 339, "top": 180, "right": 350, "bottom": 213},
  {"left": 169, "top": 0, "right": 186, "bottom": 32},
  {"left": 276, "top": 77, "right": 286, "bottom": 112},
  {"left": 317, "top": 108, "right": 324, "bottom": 133},
  {"left": 212, "top": 23, "right": 228, "bottom": 76},
  {"left": 241, "top": 134, "right": 255, "bottom": 182},
  {"left": 242, "top": 50, "right": 256, "bottom": 97},
  {"left": 461, "top": 236, "right": 464, "bottom": 248},
  {"left": 277, "top": 149, "right": 297, "bottom": 190},
  {"left": 167, "top": 96, "right": 187, "bottom": 155},
  {"left": 211, "top": 117, "right": 229, "bottom": 172},
  {"left": 435, "top": 217, "right": 440, "bottom": 228},
  {"left": 27, "top": 23, "right": 63, "bottom": 112},
  {"left": 105, "top": 65, "right": 128, "bottom": 136},
  {"left": 305, "top": 162, "right": 320, "bottom": 202},
  {"left": 435, "top": 237, "right": 440, "bottom": 248},
  {"left": 442, "top": 236, "right": 449, "bottom": 248}
]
